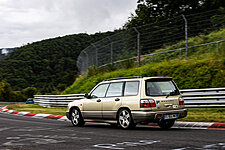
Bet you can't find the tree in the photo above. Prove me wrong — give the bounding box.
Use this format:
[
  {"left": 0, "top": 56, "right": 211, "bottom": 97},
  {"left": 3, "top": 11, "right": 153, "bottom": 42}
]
[
  {"left": 0, "top": 80, "right": 13, "bottom": 101},
  {"left": 124, "top": 0, "right": 225, "bottom": 28},
  {"left": 22, "top": 87, "right": 37, "bottom": 98}
]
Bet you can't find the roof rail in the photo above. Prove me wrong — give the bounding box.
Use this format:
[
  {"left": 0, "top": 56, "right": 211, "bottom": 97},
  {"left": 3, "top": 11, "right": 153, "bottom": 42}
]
[{"left": 104, "top": 76, "right": 143, "bottom": 81}]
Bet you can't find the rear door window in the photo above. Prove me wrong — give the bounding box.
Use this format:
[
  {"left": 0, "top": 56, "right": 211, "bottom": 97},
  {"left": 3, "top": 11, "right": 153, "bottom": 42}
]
[{"left": 124, "top": 81, "right": 139, "bottom": 96}]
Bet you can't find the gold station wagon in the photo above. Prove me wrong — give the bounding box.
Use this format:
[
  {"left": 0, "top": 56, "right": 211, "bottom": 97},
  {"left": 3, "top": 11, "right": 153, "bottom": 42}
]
[{"left": 66, "top": 76, "right": 187, "bottom": 129}]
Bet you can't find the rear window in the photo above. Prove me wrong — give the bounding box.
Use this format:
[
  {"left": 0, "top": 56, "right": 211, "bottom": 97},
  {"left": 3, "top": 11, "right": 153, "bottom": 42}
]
[{"left": 146, "top": 80, "right": 179, "bottom": 96}]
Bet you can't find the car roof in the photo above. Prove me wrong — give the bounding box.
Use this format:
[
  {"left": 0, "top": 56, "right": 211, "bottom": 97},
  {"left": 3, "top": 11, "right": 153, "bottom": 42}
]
[{"left": 101, "top": 76, "right": 172, "bottom": 83}]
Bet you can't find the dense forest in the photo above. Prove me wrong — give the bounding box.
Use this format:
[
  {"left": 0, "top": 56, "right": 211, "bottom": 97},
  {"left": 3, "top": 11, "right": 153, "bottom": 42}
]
[{"left": 0, "top": 32, "right": 114, "bottom": 100}]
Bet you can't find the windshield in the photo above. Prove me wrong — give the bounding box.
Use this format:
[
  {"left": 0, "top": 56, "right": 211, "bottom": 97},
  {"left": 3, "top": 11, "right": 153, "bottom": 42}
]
[{"left": 146, "top": 80, "right": 180, "bottom": 96}]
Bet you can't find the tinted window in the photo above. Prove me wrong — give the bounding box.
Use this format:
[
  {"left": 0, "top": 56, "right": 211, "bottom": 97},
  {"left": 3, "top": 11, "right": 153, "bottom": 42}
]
[
  {"left": 106, "top": 82, "right": 123, "bottom": 97},
  {"left": 124, "top": 81, "right": 139, "bottom": 96},
  {"left": 146, "top": 80, "right": 179, "bottom": 96},
  {"left": 90, "top": 84, "right": 109, "bottom": 98}
]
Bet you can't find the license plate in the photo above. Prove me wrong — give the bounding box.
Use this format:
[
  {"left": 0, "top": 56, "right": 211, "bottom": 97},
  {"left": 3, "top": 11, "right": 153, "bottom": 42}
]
[{"left": 163, "top": 114, "right": 178, "bottom": 120}]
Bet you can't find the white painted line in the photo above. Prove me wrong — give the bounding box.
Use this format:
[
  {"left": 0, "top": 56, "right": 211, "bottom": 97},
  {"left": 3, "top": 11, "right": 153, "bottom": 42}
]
[
  {"left": 174, "top": 121, "right": 215, "bottom": 129},
  {"left": 17, "top": 112, "right": 30, "bottom": 115},
  {"left": 7, "top": 110, "right": 14, "bottom": 113},
  {"left": 58, "top": 116, "right": 69, "bottom": 121},
  {"left": 33, "top": 114, "right": 51, "bottom": 118}
]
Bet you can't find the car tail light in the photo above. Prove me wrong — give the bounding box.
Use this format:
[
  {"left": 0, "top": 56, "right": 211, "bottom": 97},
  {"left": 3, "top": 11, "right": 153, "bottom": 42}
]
[
  {"left": 178, "top": 97, "right": 184, "bottom": 105},
  {"left": 157, "top": 114, "right": 162, "bottom": 118},
  {"left": 140, "top": 99, "right": 156, "bottom": 108}
]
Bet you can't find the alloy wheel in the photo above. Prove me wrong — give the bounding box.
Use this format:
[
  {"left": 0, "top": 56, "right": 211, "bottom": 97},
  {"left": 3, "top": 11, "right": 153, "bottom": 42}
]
[
  {"left": 71, "top": 109, "right": 80, "bottom": 125},
  {"left": 119, "top": 109, "right": 131, "bottom": 129}
]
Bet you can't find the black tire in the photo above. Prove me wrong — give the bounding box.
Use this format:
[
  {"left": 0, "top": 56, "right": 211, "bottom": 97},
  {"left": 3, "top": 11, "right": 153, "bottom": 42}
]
[
  {"left": 158, "top": 119, "right": 175, "bottom": 129},
  {"left": 70, "top": 108, "right": 85, "bottom": 127},
  {"left": 117, "top": 108, "right": 136, "bottom": 129}
]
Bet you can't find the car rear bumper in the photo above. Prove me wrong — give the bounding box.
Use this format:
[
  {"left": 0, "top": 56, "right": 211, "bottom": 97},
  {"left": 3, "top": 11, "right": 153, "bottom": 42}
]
[{"left": 131, "top": 109, "right": 187, "bottom": 123}]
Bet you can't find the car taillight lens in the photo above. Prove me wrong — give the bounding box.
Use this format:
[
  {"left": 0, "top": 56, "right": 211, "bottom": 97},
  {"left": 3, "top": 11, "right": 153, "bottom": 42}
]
[
  {"left": 178, "top": 97, "right": 184, "bottom": 105},
  {"left": 140, "top": 99, "right": 156, "bottom": 108}
]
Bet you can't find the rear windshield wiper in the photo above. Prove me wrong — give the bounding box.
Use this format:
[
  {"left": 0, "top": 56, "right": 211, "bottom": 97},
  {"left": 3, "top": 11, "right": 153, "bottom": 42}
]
[
  {"left": 166, "top": 93, "right": 170, "bottom": 98},
  {"left": 166, "top": 91, "right": 178, "bottom": 98}
]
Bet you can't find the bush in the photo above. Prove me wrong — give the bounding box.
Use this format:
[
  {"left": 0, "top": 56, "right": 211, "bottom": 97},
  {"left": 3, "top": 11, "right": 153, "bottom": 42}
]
[
  {"left": 0, "top": 80, "right": 14, "bottom": 101},
  {"left": 22, "top": 87, "right": 37, "bottom": 98},
  {"left": 12, "top": 91, "right": 26, "bottom": 102}
]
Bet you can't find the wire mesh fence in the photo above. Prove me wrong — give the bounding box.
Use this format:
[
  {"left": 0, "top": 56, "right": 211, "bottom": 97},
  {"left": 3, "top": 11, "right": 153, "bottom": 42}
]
[{"left": 77, "top": 9, "right": 225, "bottom": 74}]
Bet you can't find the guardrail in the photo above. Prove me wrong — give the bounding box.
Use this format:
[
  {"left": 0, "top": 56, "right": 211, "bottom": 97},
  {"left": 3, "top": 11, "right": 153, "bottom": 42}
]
[
  {"left": 34, "top": 94, "right": 85, "bottom": 107},
  {"left": 180, "top": 88, "right": 225, "bottom": 108},
  {"left": 0, "top": 101, "right": 25, "bottom": 105},
  {"left": 34, "top": 88, "right": 225, "bottom": 108}
]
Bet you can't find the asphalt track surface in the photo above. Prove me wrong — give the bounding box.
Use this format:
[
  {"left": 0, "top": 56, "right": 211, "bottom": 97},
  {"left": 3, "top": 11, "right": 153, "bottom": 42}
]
[{"left": 0, "top": 112, "right": 225, "bottom": 150}]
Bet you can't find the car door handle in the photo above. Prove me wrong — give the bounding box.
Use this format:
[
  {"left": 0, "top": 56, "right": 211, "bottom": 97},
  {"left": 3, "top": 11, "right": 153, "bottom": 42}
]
[
  {"left": 115, "top": 98, "right": 120, "bottom": 101},
  {"left": 97, "top": 99, "right": 101, "bottom": 102}
]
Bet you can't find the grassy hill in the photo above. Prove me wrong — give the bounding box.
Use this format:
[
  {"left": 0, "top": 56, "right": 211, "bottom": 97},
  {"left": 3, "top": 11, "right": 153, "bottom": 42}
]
[{"left": 63, "top": 28, "right": 225, "bottom": 94}]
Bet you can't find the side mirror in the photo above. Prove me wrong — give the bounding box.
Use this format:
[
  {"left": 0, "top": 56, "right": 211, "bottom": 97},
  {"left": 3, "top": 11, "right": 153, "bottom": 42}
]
[{"left": 84, "top": 93, "right": 91, "bottom": 99}]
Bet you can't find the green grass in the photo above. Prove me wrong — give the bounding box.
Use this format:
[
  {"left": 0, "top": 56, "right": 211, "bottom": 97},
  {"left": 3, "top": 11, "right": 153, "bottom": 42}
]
[
  {"left": 6, "top": 104, "right": 225, "bottom": 122},
  {"left": 6, "top": 104, "right": 66, "bottom": 116},
  {"left": 179, "top": 108, "right": 225, "bottom": 122}
]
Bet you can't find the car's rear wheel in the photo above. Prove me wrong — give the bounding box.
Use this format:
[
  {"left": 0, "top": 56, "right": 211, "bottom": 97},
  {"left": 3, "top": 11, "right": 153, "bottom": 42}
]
[
  {"left": 118, "top": 109, "right": 136, "bottom": 129},
  {"left": 71, "top": 108, "right": 84, "bottom": 126},
  {"left": 158, "top": 119, "right": 175, "bottom": 129}
]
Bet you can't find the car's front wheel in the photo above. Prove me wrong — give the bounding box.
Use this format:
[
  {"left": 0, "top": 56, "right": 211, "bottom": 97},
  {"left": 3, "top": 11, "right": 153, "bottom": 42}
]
[
  {"left": 70, "top": 108, "right": 85, "bottom": 126},
  {"left": 117, "top": 108, "right": 136, "bottom": 129},
  {"left": 158, "top": 119, "right": 175, "bottom": 129}
]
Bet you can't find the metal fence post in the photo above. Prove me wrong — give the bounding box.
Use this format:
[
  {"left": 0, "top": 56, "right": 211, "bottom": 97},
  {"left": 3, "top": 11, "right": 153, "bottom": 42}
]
[
  {"left": 83, "top": 51, "right": 89, "bottom": 72},
  {"left": 217, "top": 42, "right": 220, "bottom": 53},
  {"left": 133, "top": 27, "right": 141, "bottom": 67},
  {"left": 110, "top": 42, "right": 113, "bottom": 65},
  {"left": 107, "top": 37, "right": 113, "bottom": 65},
  {"left": 92, "top": 44, "right": 98, "bottom": 67},
  {"left": 182, "top": 14, "right": 188, "bottom": 57},
  {"left": 180, "top": 48, "right": 182, "bottom": 57}
]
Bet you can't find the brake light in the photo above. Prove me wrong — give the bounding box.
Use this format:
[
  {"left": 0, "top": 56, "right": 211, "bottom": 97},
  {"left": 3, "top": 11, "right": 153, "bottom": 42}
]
[
  {"left": 140, "top": 99, "right": 156, "bottom": 108},
  {"left": 178, "top": 97, "right": 184, "bottom": 105}
]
